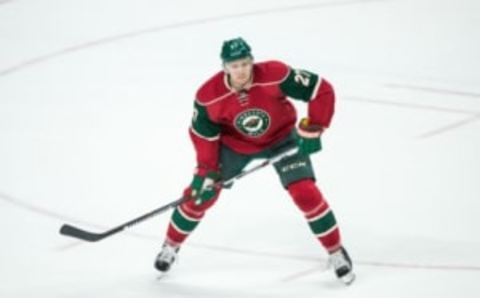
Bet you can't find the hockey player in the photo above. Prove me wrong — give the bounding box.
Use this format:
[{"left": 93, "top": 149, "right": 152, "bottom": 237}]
[{"left": 154, "top": 37, "right": 355, "bottom": 285}]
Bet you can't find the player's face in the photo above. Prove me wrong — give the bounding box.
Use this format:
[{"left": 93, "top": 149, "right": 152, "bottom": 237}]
[{"left": 224, "top": 57, "right": 253, "bottom": 87}]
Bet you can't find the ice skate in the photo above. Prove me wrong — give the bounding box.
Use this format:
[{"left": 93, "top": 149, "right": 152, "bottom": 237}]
[
  {"left": 154, "top": 243, "right": 180, "bottom": 273},
  {"left": 329, "top": 246, "right": 355, "bottom": 285}
]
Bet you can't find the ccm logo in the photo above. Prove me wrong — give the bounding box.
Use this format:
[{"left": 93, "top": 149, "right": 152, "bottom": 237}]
[{"left": 281, "top": 161, "right": 307, "bottom": 173}]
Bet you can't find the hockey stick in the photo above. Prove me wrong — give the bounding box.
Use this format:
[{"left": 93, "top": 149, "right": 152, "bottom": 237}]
[{"left": 59, "top": 147, "right": 298, "bottom": 242}]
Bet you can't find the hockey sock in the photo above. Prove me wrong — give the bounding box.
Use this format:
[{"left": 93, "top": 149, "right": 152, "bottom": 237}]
[
  {"left": 287, "top": 179, "right": 341, "bottom": 253},
  {"left": 166, "top": 187, "right": 220, "bottom": 246}
]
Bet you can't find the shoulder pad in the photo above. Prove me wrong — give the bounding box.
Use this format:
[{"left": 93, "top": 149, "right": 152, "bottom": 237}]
[
  {"left": 196, "top": 71, "right": 232, "bottom": 106},
  {"left": 253, "top": 60, "right": 290, "bottom": 84}
]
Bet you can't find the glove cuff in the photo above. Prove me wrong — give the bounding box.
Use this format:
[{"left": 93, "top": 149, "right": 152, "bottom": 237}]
[
  {"left": 298, "top": 117, "right": 323, "bottom": 138},
  {"left": 194, "top": 166, "right": 219, "bottom": 177}
]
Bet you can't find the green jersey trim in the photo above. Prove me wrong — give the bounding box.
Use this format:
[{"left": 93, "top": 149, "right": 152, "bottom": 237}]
[
  {"left": 279, "top": 68, "right": 320, "bottom": 102},
  {"left": 191, "top": 126, "right": 220, "bottom": 141},
  {"left": 191, "top": 101, "right": 221, "bottom": 140}
]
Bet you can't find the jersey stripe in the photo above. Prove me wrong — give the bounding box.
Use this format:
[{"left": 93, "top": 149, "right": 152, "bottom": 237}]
[
  {"left": 310, "top": 77, "right": 323, "bottom": 101},
  {"left": 198, "top": 69, "right": 291, "bottom": 106},
  {"left": 196, "top": 92, "right": 233, "bottom": 107},
  {"left": 190, "top": 126, "right": 220, "bottom": 141}
]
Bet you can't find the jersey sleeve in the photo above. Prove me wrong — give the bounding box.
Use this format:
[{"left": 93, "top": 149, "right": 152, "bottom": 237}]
[
  {"left": 189, "top": 100, "right": 221, "bottom": 170},
  {"left": 279, "top": 67, "right": 335, "bottom": 128}
]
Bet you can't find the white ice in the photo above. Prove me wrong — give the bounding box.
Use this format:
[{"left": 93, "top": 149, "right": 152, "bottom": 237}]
[{"left": 1, "top": 0, "right": 479, "bottom": 297}]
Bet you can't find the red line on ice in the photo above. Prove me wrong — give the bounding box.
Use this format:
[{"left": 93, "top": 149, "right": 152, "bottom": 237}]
[
  {"left": 344, "top": 95, "right": 480, "bottom": 138},
  {"left": 0, "top": 0, "right": 385, "bottom": 77},
  {"left": 417, "top": 114, "right": 480, "bottom": 138},
  {"left": 343, "top": 95, "right": 479, "bottom": 115},
  {"left": 281, "top": 258, "right": 480, "bottom": 282},
  {"left": 2, "top": 188, "right": 480, "bottom": 274},
  {"left": 386, "top": 83, "right": 480, "bottom": 99}
]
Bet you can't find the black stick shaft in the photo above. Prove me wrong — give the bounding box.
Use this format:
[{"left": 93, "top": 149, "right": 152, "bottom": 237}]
[
  {"left": 59, "top": 196, "right": 188, "bottom": 241},
  {"left": 59, "top": 148, "right": 298, "bottom": 242}
]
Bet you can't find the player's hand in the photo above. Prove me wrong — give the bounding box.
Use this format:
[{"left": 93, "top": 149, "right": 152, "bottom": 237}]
[
  {"left": 296, "top": 117, "right": 324, "bottom": 155},
  {"left": 190, "top": 168, "right": 222, "bottom": 206}
]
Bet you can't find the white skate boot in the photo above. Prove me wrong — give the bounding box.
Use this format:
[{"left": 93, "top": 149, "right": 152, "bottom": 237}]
[
  {"left": 329, "top": 246, "right": 355, "bottom": 285},
  {"left": 154, "top": 243, "right": 180, "bottom": 273}
]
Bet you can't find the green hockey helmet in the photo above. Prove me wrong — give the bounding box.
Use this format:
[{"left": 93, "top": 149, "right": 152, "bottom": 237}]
[{"left": 220, "top": 37, "right": 253, "bottom": 63}]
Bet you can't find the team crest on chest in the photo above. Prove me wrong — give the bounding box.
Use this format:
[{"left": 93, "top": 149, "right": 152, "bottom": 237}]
[{"left": 234, "top": 109, "right": 271, "bottom": 137}]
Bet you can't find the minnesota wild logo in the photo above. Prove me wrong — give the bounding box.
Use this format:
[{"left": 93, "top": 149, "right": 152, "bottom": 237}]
[{"left": 234, "top": 109, "right": 271, "bottom": 137}]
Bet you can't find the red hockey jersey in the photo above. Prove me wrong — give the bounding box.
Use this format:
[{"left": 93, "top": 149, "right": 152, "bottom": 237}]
[{"left": 190, "top": 60, "right": 335, "bottom": 171}]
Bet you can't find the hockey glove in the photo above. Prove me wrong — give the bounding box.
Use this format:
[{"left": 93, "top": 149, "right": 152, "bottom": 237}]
[
  {"left": 190, "top": 168, "right": 222, "bottom": 206},
  {"left": 296, "top": 117, "right": 324, "bottom": 155}
]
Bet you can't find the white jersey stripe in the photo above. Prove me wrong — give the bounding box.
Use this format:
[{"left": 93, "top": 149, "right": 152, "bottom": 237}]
[
  {"left": 178, "top": 205, "right": 201, "bottom": 222},
  {"left": 308, "top": 208, "right": 331, "bottom": 223},
  {"left": 310, "top": 77, "right": 323, "bottom": 101},
  {"left": 190, "top": 126, "right": 220, "bottom": 141},
  {"left": 199, "top": 68, "right": 291, "bottom": 106},
  {"left": 315, "top": 225, "right": 338, "bottom": 238},
  {"left": 183, "top": 204, "right": 204, "bottom": 218},
  {"left": 170, "top": 221, "right": 190, "bottom": 235},
  {"left": 305, "top": 201, "right": 326, "bottom": 218}
]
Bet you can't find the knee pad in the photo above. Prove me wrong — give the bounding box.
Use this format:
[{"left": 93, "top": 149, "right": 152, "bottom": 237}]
[
  {"left": 287, "top": 179, "right": 326, "bottom": 214},
  {"left": 182, "top": 186, "right": 221, "bottom": 215}
]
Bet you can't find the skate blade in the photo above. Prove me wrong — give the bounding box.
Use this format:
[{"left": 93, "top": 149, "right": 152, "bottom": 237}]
[
  {"left": 156, "top": 271, "right": 169, "bottom": 280},
  {"left": 340, "top": 272, "right": 356, "bottom": 285}
]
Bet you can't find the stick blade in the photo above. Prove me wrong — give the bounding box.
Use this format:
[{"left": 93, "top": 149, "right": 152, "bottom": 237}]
[{"left": 59, "top": 224, "right": 105, "bottom": 242}]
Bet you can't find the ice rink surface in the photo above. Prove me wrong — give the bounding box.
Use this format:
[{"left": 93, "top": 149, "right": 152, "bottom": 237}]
[{"left": 1, "top": 0, "right": 479, "bottom": 297}]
